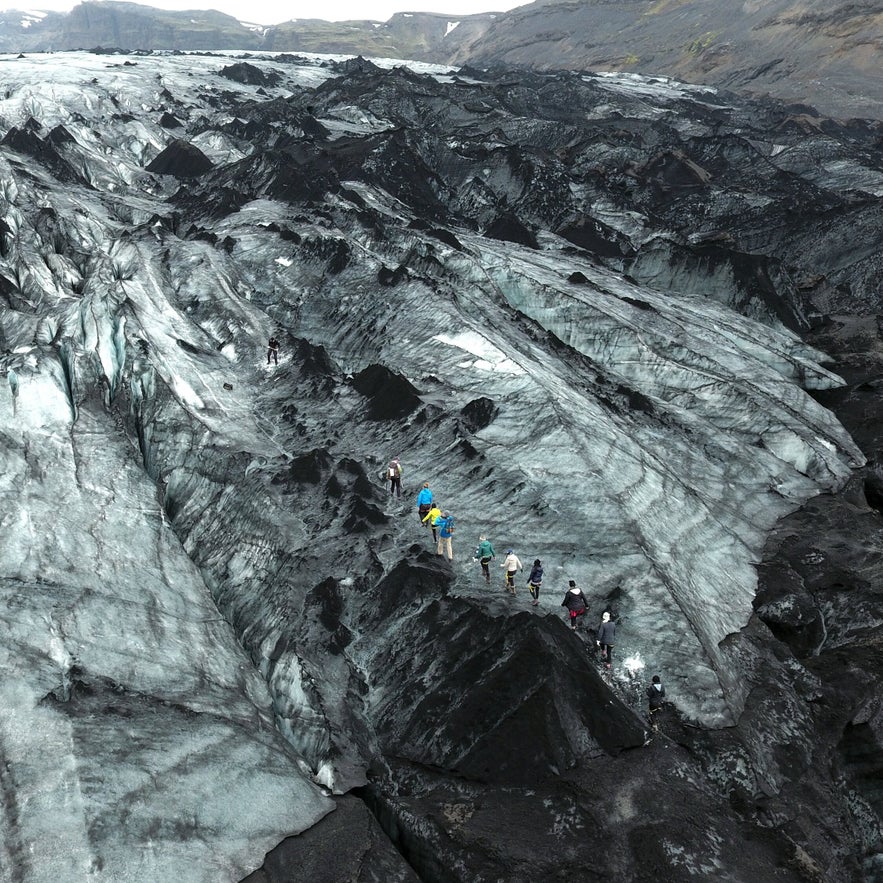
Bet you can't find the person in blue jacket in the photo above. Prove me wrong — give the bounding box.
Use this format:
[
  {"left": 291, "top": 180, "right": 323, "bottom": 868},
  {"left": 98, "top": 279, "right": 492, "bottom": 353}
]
[
  {"left": 437, "top": 512, "right": 455, "bottom": 560},
  {"left": 527, "top": 559, "right": 543, "bottom": 605},
  {"left": 417, "top": 482, "right": 433, "bottom": 522}
]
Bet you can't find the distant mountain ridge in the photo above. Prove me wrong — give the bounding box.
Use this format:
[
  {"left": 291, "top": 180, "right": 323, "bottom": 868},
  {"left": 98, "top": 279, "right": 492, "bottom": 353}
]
[
  {"left": 450, "top": 0, "right": 883, "bottom": 120},
  {"left": 0, "top": 1, "right": 498, "bottom": 59},
  {"left": 0, "top": 0, "right": 881, "bottom": 118}
]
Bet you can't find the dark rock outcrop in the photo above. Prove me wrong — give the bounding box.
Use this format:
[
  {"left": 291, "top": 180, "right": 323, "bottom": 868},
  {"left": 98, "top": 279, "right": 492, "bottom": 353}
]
[
  {"left": 145, "top": 138, "right": 213, "bottom": 177},
  {"left": 351, "top": 365, "right": 422, "bottom": 421}
]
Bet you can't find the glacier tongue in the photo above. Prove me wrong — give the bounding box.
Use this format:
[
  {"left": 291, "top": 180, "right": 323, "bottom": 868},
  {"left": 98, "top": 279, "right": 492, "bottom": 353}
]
[
  {"left": 0, "top": 49, "right": 876, "bottom": 879},
  {"left": 0, "top": 361, "right": 332, "bottom": 881}
]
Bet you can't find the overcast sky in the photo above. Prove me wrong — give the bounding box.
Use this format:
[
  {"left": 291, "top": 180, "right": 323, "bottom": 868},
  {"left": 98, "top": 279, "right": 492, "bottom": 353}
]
[{"left": 6, "top": 0, "right": 530, "bottom": 25}]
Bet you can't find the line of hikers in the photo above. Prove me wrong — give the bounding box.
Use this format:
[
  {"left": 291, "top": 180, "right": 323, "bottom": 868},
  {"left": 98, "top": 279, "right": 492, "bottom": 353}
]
[{"left": 394, "top": 465, "right": 666, "bottom": 724}]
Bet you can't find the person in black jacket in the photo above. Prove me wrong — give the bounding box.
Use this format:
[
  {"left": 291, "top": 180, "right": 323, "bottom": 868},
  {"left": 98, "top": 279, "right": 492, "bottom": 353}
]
[
  {"left": 527, "top": 559, "right": 543, "bottom": 606},
  {"left": 560, "top": 580, "right": 588, "bottom": 630},
  {"left": 647, "top": 675, "right": 665, "bottom": 730},
  {"left": 267, "top": 335, "right": 279, "bottom": 365},
  {"left": 596, "top": 611, "right": 615, "bottom": 668}
]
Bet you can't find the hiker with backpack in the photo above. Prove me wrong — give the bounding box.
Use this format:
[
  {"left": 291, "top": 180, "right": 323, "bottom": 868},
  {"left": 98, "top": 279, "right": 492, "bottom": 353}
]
[
  {"left": 561, "top": 580, "right": 588, "bottom": 630},
  {"left": 475, "top": 535, "right": 495, "bottom": 584},
  {"left": 596, "top": 611, "right": 616, "bottom": 668},
  {"left": 527, "top": 559, "right": 543, "bottom": 605},
  {"left": 417, "top": 482, "right": 433, "bottom": 521},
  {"left": 387, "top": 457, "right": 403, "bottom": 498},
  {"left": 422, "top": 503, "right": 442, "bottom": 542},
  {"left": 501, "top": 549, "right": 523, "bottom": 593},
  {"left": 437, "top": 511, "right": 455, "bottom": 560}
]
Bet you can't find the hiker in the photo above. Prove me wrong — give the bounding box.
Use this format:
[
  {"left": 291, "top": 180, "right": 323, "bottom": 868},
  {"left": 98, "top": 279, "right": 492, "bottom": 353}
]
[
  {"left": 387, "top": 457, "right": 403, "bottom": 498},
  {"left": 422, "top": 503, "right": 442, "bottom": 542},
  {"left": 527, "top": 559, "right": 543, "bottom": 605},
  {"left": 267, "top": 335, "right": 279, "bottom": 365},
  {"left": 597, "top": 611, "right": 616, "bottom": 668},
  {"left": 500, "top": 549, "right": 523, "bottom": 593},
  {"left": 417, "top": 482, "right": 433, "bottom": 521},
  {"left": 647, "top": 675, "right": 665, "bottom": 730},
  {"left": 560, "top": 580, "right": 588, "bottom": 630},
  {"left": 475, "top": 535, "right": 495, "bottom": 584},
  {"left": 437, "top": 511, "right": 455, "bottom": 560}
]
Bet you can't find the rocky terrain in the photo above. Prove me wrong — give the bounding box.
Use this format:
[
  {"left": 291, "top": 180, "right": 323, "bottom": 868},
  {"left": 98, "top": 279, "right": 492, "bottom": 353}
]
[
  {"left": 1, "top": 0, "right": 883, "bottom": 117},
  {"left": 448, "top": 0, "right": 883, "bottom": 119},
  {"left": 0, "top": 49, "right": 881, "bottom": 882}
]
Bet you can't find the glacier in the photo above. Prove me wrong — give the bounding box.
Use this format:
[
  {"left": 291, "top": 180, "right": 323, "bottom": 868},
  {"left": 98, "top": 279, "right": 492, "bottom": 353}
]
[{"left": 0, "top": 48, "right": 881, "bottom": 881}]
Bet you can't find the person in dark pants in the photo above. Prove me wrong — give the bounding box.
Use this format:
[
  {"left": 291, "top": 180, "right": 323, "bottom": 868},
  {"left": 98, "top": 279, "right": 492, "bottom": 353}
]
[
  {"left": 527, "top": 559, "right": 543, "bottom": 606},
  {"left": 422, "top": 504, "right": 442, "bottom": 542},
  {"left": 417, "top": 482, "right": 433, "bottom": 521},
  {"left": 267, "top": 336, "right": 279, "bottom": 365},
  {"left": 561, "top": 580, "right": 588, "bottom": 630},
  {"left": 596, "top": 611, "right": 615, "bottom": 668},
  {"left": 475, "top": 535, "right": 495, "bottom": 584},
  {"left": 387, "top": 457, "right": 402, "bottom": 498},
  {"left": 647, "top": 675, "right": 665, "bottom": 730}
]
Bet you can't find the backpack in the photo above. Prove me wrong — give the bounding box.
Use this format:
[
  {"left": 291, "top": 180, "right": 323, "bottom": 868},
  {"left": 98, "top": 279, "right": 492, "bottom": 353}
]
[{"left": 388, "top": 466, "right": 396, "bottom": 479}]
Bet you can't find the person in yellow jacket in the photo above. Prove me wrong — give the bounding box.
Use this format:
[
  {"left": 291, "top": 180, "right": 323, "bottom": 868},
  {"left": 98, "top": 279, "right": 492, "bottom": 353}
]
[{"left": 422, "top": 504, "right": 442, "bottom": 543}]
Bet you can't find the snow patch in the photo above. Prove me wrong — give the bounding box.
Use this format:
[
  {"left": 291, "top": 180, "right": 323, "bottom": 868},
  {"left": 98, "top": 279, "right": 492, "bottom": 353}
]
[
  {"left": 433, "top": 331, "right": 525, "bottom": 374},
  {"left": 170, "top": 376, "right": 204, "bottom": 410},
  {"left": 314, "top": 760, "right": 336, "bottom": 789},
  {"left": 622, "top": 653, "right": 645, "bottom": 676},
  {"left": 18, "top": 10, "right": 46, "bottom": 28},
  {"left": 445, "top": 21, "right": 460, "bottom": 36}
]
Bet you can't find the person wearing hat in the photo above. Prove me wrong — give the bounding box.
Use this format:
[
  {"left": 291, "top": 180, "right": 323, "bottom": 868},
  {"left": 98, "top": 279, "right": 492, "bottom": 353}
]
[
  {"left": 500, "top": 549, "right": 523, "bottom": 593},
  {"left": 597, "top": 611, "right": 616, "bottom": 668},
  {"left": 560, "top": 580, "right": 588, "bottom": 630}
]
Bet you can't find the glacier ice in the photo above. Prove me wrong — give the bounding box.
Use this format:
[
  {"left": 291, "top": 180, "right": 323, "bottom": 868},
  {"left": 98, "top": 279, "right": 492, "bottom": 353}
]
[{"left": 0, "top": 48, "right": 877, "bottom": 879}]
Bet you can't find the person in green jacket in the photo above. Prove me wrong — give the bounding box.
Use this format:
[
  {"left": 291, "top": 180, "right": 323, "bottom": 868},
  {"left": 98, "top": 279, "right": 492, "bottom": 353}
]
[{"left": 475, "top": 535, "right": 495, "bottom": 584}]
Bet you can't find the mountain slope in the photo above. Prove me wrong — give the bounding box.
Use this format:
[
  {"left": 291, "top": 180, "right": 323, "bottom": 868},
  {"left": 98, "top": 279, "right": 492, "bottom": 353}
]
[
  {"left": 1, "top": 0, "right": 882, "bottom": 117},
  {"left": 453, "top": 0, "right": 883, "bottom": 118}
]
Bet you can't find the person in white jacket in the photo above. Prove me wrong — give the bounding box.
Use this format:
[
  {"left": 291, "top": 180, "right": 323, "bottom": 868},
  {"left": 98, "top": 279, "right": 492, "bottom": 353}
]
[{"left": 500, "top": 549, "right": 523, "bottom": 594}]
